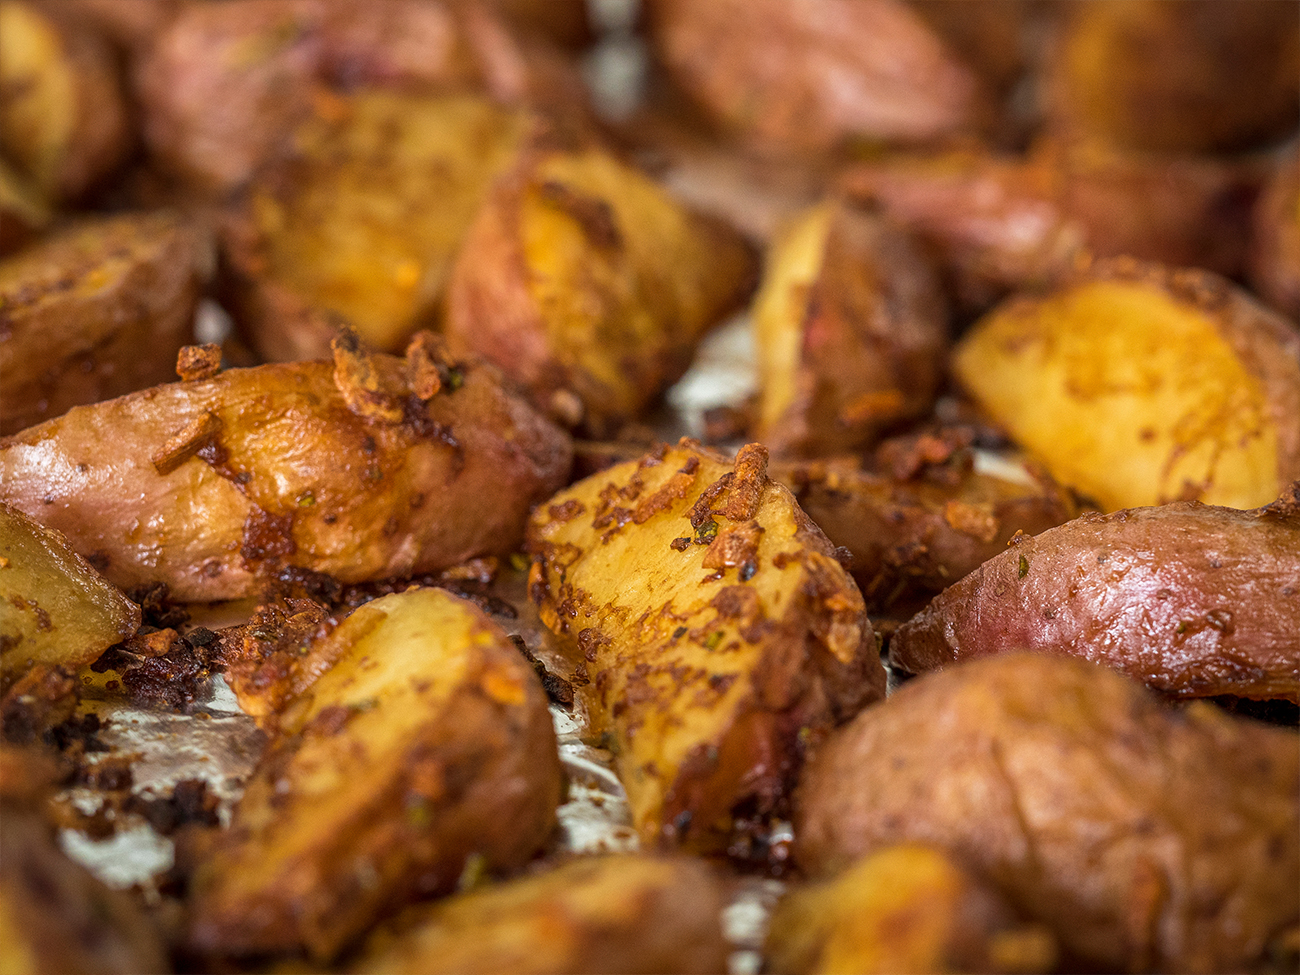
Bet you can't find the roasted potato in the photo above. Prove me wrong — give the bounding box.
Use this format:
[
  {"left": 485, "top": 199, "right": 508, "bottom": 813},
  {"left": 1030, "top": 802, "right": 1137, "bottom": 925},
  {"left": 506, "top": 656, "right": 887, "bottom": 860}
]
[
  {"left": 766, "top": 844, "right": 1056, "bottom": 975},
  {"left": 1045, "top": 0, "right": 1300, "bottom": 153},
  {"left": 0, "top": 210, "right": 210, "bottom": 435},
  {"left": 1251, "top": 148, "right": 1300, "bottom": 320},
  {"left": 776, "top": 434, "right": 1076, "bottom": 614},
  {"left": 952, "top": 258, "right": 1300, "bottom": 511},
  {"left": 445, "top": 147, "right": 757, "bottom": 435},
  {"left": 58, "top": 0, "right": 182, "bottom": 53},
  {"left": 795, "top": 653, "right": 1300, "bottom": 973},
  {"left": 135, "top": 0, "right": 588, "bottom": 195},
  {"left": 0, "top": 502, "right": 138, "bottom": 695},
  {"left": 753, "top": 201, "right": 948, "bottom": 457},
  {"left": 0, "top": 157, "right": 51, "bottom": 257},
  {"left": 222, "top": 91, "right": 538, "bottom": 362},
  {"left": 839, "top": 141, "right": 1263, "bottom": 310},
  {"left": 188, "top": 587, "right": 562, "bottom": 961},
  {"left": 0, "top": 0, "right": 130, "bottom": 202},
  {"left": 890, "top": 491, "right": 1300, "bottom": 702},
  {"left": 644, "top": 0, "right": 988, "bottom": 156},
  {"left": 0, "top": 337, "right": 572, "bottom": 602},
  {"left": 527, "top": 440, "right": 884, "bottom": 850},
  {"left": 354, "top": 854, "right": 729, "bottom": 975}
]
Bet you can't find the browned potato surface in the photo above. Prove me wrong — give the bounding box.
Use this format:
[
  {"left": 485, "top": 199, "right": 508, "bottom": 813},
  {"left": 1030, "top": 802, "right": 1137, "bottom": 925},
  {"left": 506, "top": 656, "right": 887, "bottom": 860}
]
[
  {"left": 0, "top": 339, "right": 572, "bottom": 602},
  {"left": 0, "top": 210, "right": 209, "bottom": 435},
  {"left": 0, "top": 158, "right": 51, "bottom": 257},
  {"left": 355, "top": 854, "right": 728, "bottom": 974},
  {"left": 1045, "top": 0, "right": 1300, "bottom": 153},
  {"left": 766, "top": 844, "right": 1056, "bottom": 975},
  {"left": 446, "top": 147, "right": 757, "bottom": 435},
  {"left": 135, "top": 0, "right": 587, "bottom": 195},
  {"left": 188, "top": 587, "right": 561, "bottom": 961},
  {"left": 222, "top": 91, "right": 537, "bottom": 362},
  {"left": 890, "top": 492, "right": 1300, "bottom": 702},
  {"left": 953, "top": 258, "right": 1300, "bottom": 511},
  {"left": 753, "top": 201, "right": 948, "bottom": 457},
  {"left": 0, "top": 502, "right": 138, "bottom": 695},
  {"left": 776, "top": 436, "right": 1075, "bottom": 614},
  {"left": 645, "top": 0, "right": 987, "bottom": 156},
  {"left": 1251, "top": 149, "right": 1300, "bottom": 320},
  {"left": 59, "top": 0, "right": 182, "bottom": 52},
  {"left": 0, "top": 1, "right": 130, "bottom": 202},
  {"left": 527, "top": 440, "right": 884, "bottom": 850},
  {"left": 796, "top": 653, "right": 1300, "bottom": 973}
]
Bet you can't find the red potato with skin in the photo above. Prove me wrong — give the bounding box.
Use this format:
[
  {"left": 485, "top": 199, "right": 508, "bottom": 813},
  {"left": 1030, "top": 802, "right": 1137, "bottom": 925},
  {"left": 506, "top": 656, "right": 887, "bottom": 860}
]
[
  {"left": 0, "top": 339, "right": 571, "bottom": 602},
  {"left": 889, "top": 490, "right": 1300, "bottom": 702}
]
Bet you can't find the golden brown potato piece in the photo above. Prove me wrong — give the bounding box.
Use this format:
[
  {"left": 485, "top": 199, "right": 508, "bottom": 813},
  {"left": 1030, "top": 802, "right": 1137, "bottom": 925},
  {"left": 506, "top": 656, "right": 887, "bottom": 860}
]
[
  {"left": 527, "top": 440, "right": 884, "bottom": 850},
  {"left": 0, "top": 338, "right": 572, "bottom": 602},
  {"left": 188, "top": 587, "right": 561, "bottom": 961},
  {"left": 776, "top": 434, "right": 1075, "bottom": 614},
  {"left": 839, "top": 141, "right": 1263, "bottom": 310},
  {"left": 355, "top": 855, "right": 728, "bottom": 975},
  {"left": 0, "top": 210, "right": 210, "bottom": 435},
  {"left": 753, "top": 201, "right": 948, "bottom": 457},
  {"left": 890, "top": 491, "right": 1300, "bottom": 702},
  {"left": 0, "top": 1, "right": 130, "bottom": 202},
  {"left": 1045, "top": 0, "right": 1300, "bottom": 153},
  {"left": 0, "top": 158, "right": 51, "bottom": 257},
  {"left": 645, "top": 0, "right": 987, "bottom": 156},
  {"left": 953, "top": 258, "right": 1300, "bottom": 511},
  {"left": 0, "top": 502, "right": 138, "bottom": 695},
  {"left": 135, "top": 0, "right": 588, "bottom": 195},
  {"left": 766, "top": 844, "right": 1056, "bottom": 975},
  {"left": 446, "top": 147, "right": 757, "bottom": 435},
  {"left": 222, "top": 91, "right": 537, "bottom": 362},
  {"left": 795, "top": 653, "right": 1300, "bottom": 973},
  {"left": 1251, "top": 149, "right": 1300, "bottom": 320}
]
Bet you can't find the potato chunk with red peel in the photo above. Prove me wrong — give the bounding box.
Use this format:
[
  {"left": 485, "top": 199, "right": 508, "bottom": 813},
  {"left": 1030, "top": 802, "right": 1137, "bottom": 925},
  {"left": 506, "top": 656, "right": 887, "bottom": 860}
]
[
  {"left": 446, "top": 147, "right": 757, "bottom": 436},
  {"left": 354, "top": 854, "right": 728, "bottom": 975},
  {"left": 527, "top": 440, "right": 884, "bottom": 851},
  {"left": 753, "top": 202, "right": 948, "bottom": 458},
  {"left": 795, "top": 653, "right": 1300, "bottom": 974},
  {"left": 0, "top": 341, "right": 572, "bottom": 602},
  {"left": 0, "top": 503, "right": 138, "bottom": 695},
  {"left": 188, "top": 587, "right": 562, "bottom": 962},
  {"left": 766, "top": 844, "right": 1057, "bottom": 975},
  {"left": 890, "top": 491, "right": 1300, "bottom": 702},
  {"left": 953, "top": 258, "right": 1300, "bottom": 512},
  {"left": 0, "top": 211, "right": 209, "bottom": 435}
]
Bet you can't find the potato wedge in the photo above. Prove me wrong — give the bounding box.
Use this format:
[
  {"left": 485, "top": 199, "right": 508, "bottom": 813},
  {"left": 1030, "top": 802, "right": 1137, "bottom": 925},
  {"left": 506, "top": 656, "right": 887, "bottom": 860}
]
[
  {"left": 889, "top": 492, "right": 1300, "bottom": 702},
  {"left": 188, "top": 587, "right": 561, "bottom": 961},
  {"left": 645, "top": 0, "right": 987, "bottom": 156},
  {"left": 0, "top": 338, "right": 572, "bottom": 601},
  {"left": 795, "top": 653, "right": 1300, "bottom": 973},
  {"left": 1251, "top": 149, "right": 1300, "bottom": 320},
  {"left": 766, "top": 844, "right": 1056, "bottom": 975},
  {"left": 354, "top": 854, "right": 728, "bottom": 975},
  {"left": 222, "top": 91, "right": 537, "bottom": 362},
  {"left": 0, "top": 0, "right": 130, "bottom": 201},
  {"left": 1045, "top": 0, "right": 1300, "bottom": 153},
  {"left": 0, "top": 210, "right": 209, "bottom": 435},
  {"left": 135, "top": 0, "right": 587, "bottom": 195},
  {"left": 446, "top": 147, "right": 757, "bottom": 435},
  {"left": 753, "top": 201, "right": 948, "bottom": 457},
  {"left": 0, "top": 503, "right": 138, "bottom": 695},
  {"left": 527, "top": 440, "right": 884, "bottom": 850},
  {"left": 952, "top": 258, "right": 1300, "bottom": 511}
]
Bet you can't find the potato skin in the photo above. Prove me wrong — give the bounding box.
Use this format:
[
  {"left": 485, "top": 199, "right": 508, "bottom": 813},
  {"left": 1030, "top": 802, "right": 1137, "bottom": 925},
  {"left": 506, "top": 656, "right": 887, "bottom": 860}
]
[
  {"left": 795, "top": 653, "right": 1300, "bottom": 973},
  {"left": 890, "top": 494, "right": 1300, "bottom": 702},
  {"left": 0, "top": 211, "right": 209, "bottom": 435},
  {"left": 0, "top": 348, "right": 572, "bottom": 601},
  {"left": 188, "top": 588, "right": 562, "bottom": 961},
  {"left": 753, "top": 202, "right": 949, "bottom": 458},
  {"left": 953, "top": 258, "right": 1300, "bottom": 511},
  {"left": 1251, "top": 149, "right": 1300, "bottom": 321},
  {"left": 527, "top": 441, "right": 884, "bottom": 850},
  {"left": 355, "top": 854, "right": 729, "bottom": 975},
  {"left": 646, "top": 0, "right": 987, "bottom": 156},
  {"left": 446, "top": 148, "right": 757, "bottom": 435}
]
